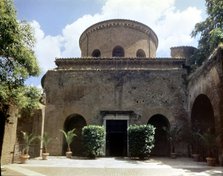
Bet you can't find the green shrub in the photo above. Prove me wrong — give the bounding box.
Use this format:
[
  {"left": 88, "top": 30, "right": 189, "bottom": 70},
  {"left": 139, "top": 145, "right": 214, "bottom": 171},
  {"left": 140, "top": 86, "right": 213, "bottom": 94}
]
[
  {"left": 82, "top": 125, "right": 105, "bottom": 158},
  {"left": 128, "top": 124, "right": 155, "bottom": 159}
]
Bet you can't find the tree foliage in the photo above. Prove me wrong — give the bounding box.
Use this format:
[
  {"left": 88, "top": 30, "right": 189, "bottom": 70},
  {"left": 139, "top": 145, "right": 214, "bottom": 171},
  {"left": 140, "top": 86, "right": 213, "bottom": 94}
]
[
  {"left": 0, "top": 0, "right": 41, "bottom": 117},
  {"left": 82, "top": 125, "right": 105, "bottom": 158},
  {"left": 191, "top": 0, "right": 223, "bottom": 65},
  {"left": 128, "top": 125, "right": 155, "bottom": 159}
]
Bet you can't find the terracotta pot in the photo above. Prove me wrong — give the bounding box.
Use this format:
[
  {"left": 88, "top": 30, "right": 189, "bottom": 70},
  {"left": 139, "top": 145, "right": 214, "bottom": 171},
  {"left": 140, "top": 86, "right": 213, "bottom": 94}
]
[
  {"left": 206, "top": 157, "right": 216, "bottom": 166},
  {"left": 171, "top": 153, "right": 177, "bottom": 159},
  {"left": 218, "top": 154, "right": 223, "bottom": 166},
  {"left": 66, "top": 151, "right": 72, "bottom": 158},
  {"left": 42, "top": 153, "right": 49, "bottom": 160},
  {"left": 192, "top": 154, "right": 200, "bottom": 161},
  {"left": 20, "top": 154, "right": 30, "bottom": 164}
]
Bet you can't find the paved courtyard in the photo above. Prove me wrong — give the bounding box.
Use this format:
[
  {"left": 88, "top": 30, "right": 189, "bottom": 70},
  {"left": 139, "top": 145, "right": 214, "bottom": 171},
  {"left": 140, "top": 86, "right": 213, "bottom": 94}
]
[{"left": 2, "top": 157, "right": 223, "bottom": 176}]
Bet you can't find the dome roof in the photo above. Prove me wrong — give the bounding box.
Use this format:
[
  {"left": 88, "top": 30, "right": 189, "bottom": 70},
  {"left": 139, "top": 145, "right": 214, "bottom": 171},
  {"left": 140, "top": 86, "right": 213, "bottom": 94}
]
[{"left": 79, "top": 19, "right": 158, "bottom": 58}]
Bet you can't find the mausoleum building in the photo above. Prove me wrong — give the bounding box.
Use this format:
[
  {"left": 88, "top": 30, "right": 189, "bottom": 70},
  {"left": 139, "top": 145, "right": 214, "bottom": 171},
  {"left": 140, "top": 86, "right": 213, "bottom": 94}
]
[{"left": 41, "top": 19, "right": 223, "bottom": 157}]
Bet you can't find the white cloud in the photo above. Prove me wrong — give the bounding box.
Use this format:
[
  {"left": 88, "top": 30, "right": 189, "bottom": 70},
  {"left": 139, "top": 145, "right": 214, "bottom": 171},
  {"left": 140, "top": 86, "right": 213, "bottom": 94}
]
[
  {"left": 61, "top": 14, "right": 104, "bottom": 57},
  {"left": 30, "top": 21, "right": 63, "bottom": 72},
  {"left": 101, "top": 0, "right": 175, "bottom": 24},
  {"left": 30, "top": 0, "right": 203, "bottom": 74},
  {"left": 155, "top": 6, "right": 202, "bottom": 56}
]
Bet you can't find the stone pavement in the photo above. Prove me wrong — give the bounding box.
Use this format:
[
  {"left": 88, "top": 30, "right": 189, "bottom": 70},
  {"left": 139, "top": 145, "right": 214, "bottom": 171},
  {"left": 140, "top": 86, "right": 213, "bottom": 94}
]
[{"left": 2, "top": 156, "right": 223, "bottom": 176}]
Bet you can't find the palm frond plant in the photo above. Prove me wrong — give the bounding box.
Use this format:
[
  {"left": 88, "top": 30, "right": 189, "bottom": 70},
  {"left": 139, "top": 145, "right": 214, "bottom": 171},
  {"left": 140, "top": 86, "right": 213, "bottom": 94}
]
[
  {"left": 164, "top": 124, "right": 182, "bottom": 158},
  {"left": 183, "top": 127, "right": 202, "bottom": 161},
  {"left": 199, "top": 130, "right": 217, "bottom": 166},
  {"left": 60, "top": 128, "right": 77, "bottom": 158},
  {"left": 190, "top": 130, "right": 202, "bottom": 161},
  {"left": 20, "top": 131, "right": 37, "bottom": 163},
  {"left": 38, "top": 132, "right": 52, "bottom": 160}
]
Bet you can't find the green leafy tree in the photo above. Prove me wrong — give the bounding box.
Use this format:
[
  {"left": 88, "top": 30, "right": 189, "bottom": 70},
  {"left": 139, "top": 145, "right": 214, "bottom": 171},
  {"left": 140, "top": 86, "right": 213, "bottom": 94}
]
[
  {"left": 0, "top": 0, "right": 41, "bottom": 166},
  {"left": 0, "top": 0, "right": 40, "bottom": 117},
  {"left": 191, "top": 0, "right": 223, "bottom": 65}
]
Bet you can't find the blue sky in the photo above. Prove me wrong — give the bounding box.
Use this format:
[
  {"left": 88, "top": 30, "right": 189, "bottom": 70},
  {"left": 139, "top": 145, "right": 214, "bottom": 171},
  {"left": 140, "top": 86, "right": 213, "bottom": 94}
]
[{"left": 14, "top": 0, "right": 206, "bottom": 87}]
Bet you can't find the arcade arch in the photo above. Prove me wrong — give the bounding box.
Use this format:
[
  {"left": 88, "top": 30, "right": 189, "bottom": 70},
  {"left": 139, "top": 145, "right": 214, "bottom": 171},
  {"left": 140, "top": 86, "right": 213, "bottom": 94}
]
[
  {"left": 191, "top": 94, "right": 215, "bottom": 133},
  {"left": 63, "top": 114, "right": 87, "bottom": 156},
  {"left": 148, "top": 114, "right": 170, "bottom": 156}
]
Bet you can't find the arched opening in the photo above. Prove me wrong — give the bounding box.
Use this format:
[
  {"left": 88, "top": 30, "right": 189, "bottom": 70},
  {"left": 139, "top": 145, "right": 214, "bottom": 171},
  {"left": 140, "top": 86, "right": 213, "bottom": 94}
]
[
  {"left": 191, "top": 94, "right": 215, "bottom": 133},
  {"left": 112, "top": 46, "right": 124, "bottom": 57},
  {"left": 63, "top": 114, "right": 87, "bottom": 156},
  {"left": 148, "top": 114, "right": 170, "bottom": 156},
  {"left": 191, "top": 94, "right": 216, "bottom": 159},
  {"left": 92, "top": 49, "right": 101, "bottom": 57},
  {"left": 136, "top": 49, "right": 146, "bottom": 57}
]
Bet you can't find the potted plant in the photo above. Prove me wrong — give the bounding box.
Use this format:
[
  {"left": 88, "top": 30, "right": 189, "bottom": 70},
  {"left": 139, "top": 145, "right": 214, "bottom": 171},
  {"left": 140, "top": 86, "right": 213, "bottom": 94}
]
[
  {"left": 218, "top": 128, "right": 223, "bottom": 166},
  {"left": 199, "top": 130, "right": 217, "bottom": 166},
  {"left": 20, "top": 131, "right": 37, "bottom": 164},
  {"left": 187, "top": 129, "right": 202, "bottom": 161},
  {"left": 165, "top": 124, "right": 182, "bottom": 158},
  {"left": 60, "top": 128, "right": 76, "bottom": 158},
  {"left": 38, "top": 132, "right": 52, "bottom": 160}
]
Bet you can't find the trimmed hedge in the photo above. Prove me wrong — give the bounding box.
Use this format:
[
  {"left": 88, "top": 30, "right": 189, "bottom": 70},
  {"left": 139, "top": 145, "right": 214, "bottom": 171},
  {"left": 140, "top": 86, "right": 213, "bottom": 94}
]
[
  {"left": 128, "top": 124, "right": 155, "bottom": 159},
  {"left": 82, "top": 125, "right": 105, "bottom": 158}
]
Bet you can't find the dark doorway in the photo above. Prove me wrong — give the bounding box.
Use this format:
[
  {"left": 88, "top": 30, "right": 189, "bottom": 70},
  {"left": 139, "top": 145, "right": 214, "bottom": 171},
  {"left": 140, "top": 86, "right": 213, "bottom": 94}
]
[
  {"left": 148, "top": 114, "right": 170, "bottom": 156},
  {"left": 63, "top": 114, "right": 87, "bottom": 156},
  {"left": 106, "top": 120, "right": 127, "bottom": 156},
  {"left": 191, "top": 94, "right": 215, "bottom": 159},
  {"left": 0, "top": 111, "right": 6, "bottom": 158},
  {"left": 191, "top": 94, "right": 215, "bottom": 133}
]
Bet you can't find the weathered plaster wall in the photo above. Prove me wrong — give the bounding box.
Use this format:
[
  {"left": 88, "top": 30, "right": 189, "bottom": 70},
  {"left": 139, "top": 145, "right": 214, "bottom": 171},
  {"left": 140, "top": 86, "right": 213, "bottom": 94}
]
[
  {"left": 188, "top": 48, "right": 223, "bottom": 132},
  {"left": 44, "top": 62, "right": 188, "bottom": 155}
]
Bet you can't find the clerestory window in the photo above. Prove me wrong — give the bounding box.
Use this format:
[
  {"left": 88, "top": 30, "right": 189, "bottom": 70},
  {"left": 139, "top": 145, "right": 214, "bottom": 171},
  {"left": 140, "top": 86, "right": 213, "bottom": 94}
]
[
  {"left": 136, "top": 49, "right": 146, "bottom": 57},
  {"left": 112, "top": 46, "right": 124, "bottom": 57},
  {"left": 92, "top": 49, "right": 101, "bottom": 57}
]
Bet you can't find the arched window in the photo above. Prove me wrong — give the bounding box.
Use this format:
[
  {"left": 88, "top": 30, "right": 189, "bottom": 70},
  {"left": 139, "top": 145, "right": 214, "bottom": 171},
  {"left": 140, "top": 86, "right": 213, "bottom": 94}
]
[
  {"left": 92, "top": 49, "right": 101, "bottom": 57},
  {"left": 112, "top": 46, "right": 124, "bottom": 57},
  {"left": 136, "top": 49, "right": 146, "bottom": 57}
]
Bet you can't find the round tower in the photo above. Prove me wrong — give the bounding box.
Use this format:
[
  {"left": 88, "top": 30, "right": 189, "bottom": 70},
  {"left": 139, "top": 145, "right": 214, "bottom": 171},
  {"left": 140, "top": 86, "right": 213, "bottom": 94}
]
[
  {"left": 170, "top": 46, "right": 197, "bottom": 58},
  {"left": 79, "top": 19, "right": 158, "bottom": 58},
  {"left": 170, "top": 46, "right": 197, "bottom": 65}
]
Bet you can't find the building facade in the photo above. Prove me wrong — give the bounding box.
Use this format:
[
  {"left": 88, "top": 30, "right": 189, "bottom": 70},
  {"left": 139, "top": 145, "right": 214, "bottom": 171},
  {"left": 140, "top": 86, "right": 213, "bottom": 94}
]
[{"left": 42, "top": 19, "right": 223, "bottom": 158}]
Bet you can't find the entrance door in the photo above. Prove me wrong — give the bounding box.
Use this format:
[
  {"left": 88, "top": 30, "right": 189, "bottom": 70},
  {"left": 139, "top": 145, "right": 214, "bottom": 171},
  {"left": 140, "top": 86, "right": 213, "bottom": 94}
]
[{"left": 106, "top": 120, "right": 127, "bottom": 156}]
